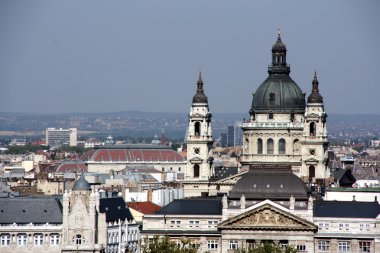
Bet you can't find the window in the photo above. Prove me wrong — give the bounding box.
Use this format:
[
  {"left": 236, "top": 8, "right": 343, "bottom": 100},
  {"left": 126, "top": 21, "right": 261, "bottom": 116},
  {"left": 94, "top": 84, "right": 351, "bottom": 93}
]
[
  {"left": 308, "top": 165, "right": 315, "bottom": 181},
  {"left": 193, "top": 164, "right": 200, "bottom": 178},
  {"left": 207, "top": 240, "right": 218, "bottom": 249},
  {"left": 268, "top": 112, "right": 274, "bottom": 119},
  {"left": 267, "top": 138, "right": 274, "bottom": 154},
  {"left": 257, "top": 138, "right": 263, "bottom": 154},
  {"left": 339, "top": 223, "right": 344, "bottom": 230},
  {"left": 229, "top": 240, "right": 238, "bottom": 250},
  {"left": 170, "top": 220, "right": 181, "bottom": 227},
  {"left": 0, "top": 234, "right": 10, "bottom": 246},
  {"left": 189, "top": 220, "right": 199, "bottom": 227},
  {"left": 17, "top": 234, "right": 27, "bottom": 246},
  {"left": 318, "top": 240, "right": 329, "bottom": 251},
  {"left": 208, "top": 220, "right": 218, "bottom": 227},
  {"left": 359, "top": 241, "right": 371, "bottom": 252},
  {"left": 34, "top": 234, "right": 43, "bottom": 246},
  {"left": 345, "top": 223, "right": 350, "bottom": 230},
  {"left": 324, "top": 223, "right": 329, "bottom": 230},
  {"left": 74, "top": 234, "right": 83, "bottom": 245},
  {"left": 297, "top": 244, "right": 306, "bottom": 252},
  {"left": 366, "top": 224, "right": 370, "bottom": 230},
  {"left": 269, "top": 93, "right": 275, "bottom": 106},
  {"left": 194, "top": 122, "right": 201, "bottom": 136},
  {"left": 338, "top": 241, "right": 350, "bottom": 252},
  {"left": 310, "top": 122, "right": 316, "bottom": 136},
  {"left": 279, "top": 139, "right": 286, "bottom": 154}
]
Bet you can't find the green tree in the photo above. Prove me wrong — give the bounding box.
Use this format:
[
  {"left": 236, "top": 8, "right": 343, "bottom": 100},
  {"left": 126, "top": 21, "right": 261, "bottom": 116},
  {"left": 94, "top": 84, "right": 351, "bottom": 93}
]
[
  {"left": 141, "top": 236, "right": 199, "bottom": 253},
  {"left": 236, "top": 242, "right": 298, "bottom": 253}
]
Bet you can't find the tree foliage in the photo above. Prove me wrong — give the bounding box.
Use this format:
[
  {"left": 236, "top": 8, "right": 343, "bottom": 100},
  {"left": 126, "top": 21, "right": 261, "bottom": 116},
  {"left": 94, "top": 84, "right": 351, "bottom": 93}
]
[
  {"left": 236, "top": 242, "right": 298, "bottom": 253},
  {"left": 141, "top": 236, "right": 199, "bottom": 253}
]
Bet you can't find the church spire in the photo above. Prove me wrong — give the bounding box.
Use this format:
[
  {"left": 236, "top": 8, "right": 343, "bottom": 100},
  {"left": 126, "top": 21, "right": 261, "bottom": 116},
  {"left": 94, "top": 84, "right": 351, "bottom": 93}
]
[
  {"left": 307, "top": 70, "right": 324, "bottom": 103},
  {"left": 192, "top": 71, "right": 208, "bottom": 104}
]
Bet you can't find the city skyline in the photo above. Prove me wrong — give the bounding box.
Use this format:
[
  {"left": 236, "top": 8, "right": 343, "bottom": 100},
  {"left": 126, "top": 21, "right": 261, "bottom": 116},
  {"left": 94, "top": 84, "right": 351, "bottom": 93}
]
[{"left": 1, "top": 1, "right": 379, "bottom": 114}]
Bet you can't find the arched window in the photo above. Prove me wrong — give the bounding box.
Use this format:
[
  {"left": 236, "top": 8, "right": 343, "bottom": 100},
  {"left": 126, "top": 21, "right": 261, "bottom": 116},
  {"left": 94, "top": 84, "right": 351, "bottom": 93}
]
[
  {"left": 309, "top": 165, "right": 316, "bottom": 181},
  {"left": 269, "top": 93, "right": 275, "bottom": 107},
  {"left": 257, "top": 138, "right": 263, "bottom": 154},
  {"left": 293, "top": 139, "right": 300, "bottom": 154},
  {"left": 193, "top": 164, "right": 200, "bottom": 178},
  {"left": 194, "top": 122, "right": 201, "bottom": 136},
  {"left": 279, "top": 139, "right": 286, "bottom": 154},
  {"left": 267, "top": 138, "right": 274, "bottom": 154},
  {"left": 74, "top": 234, "right": 83, "bottom": 245},
  {"left": 310, "top": 122, "right": 316, "bottom": 136}
]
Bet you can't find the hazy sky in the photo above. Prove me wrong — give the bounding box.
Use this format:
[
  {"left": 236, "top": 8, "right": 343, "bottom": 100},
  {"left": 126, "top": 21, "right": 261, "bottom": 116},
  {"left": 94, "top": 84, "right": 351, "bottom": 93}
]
[{"left": 1, "top": 0, "right": 379, "bottom": 114}]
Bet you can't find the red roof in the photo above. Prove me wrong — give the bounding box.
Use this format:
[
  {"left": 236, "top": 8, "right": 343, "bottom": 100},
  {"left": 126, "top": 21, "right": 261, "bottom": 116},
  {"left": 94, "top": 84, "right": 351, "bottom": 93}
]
[
  {"left": 82, "top": 148, "right": 184, "bottom": 162},
  {"left": 127, "top": 201, "right": 161, "bottom": 214}
]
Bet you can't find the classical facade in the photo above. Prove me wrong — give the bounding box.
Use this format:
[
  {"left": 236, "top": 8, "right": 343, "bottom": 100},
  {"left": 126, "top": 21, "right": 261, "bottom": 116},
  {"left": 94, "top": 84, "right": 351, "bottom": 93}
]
[
  {"left": 142, "top": 32, "right": 380, "bottom": 253},
  {"left": 241, "top": 32, "right": 329, "bottom": 183},
  {"left": 142, "top": 165, "right": 380, "bottom": 253}
]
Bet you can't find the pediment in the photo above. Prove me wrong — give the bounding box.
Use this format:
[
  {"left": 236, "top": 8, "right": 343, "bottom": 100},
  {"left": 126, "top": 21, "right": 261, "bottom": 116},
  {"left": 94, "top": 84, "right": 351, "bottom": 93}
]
[
  {"left": 189, "top": 156, "right": 203, "bottom": 163},
  {"left": 218, "top": 203, "right": 317, "bottom": 231},
  {"left": 307, "top": 113, "right": 320, "bottom": 118},
  {"left": 304, "top": 158, "right": 319, "bottom": 163},
  {"left": 214, "top": 170, "right": 247, "bottom": 184}
]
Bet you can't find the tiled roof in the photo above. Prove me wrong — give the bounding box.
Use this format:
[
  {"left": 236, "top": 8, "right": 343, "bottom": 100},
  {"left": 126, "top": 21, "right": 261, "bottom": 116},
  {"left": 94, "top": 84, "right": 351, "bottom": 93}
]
[
  {"left": 55, "top": 161, "right": 87, "bottom": 173},
  {"left": 314, "top": 200, "right": 380, "bottom": 218},
  {"left": 0, "top": 197, "right": 62, "bottom": 224},
  {"left": 82, "top": 148, "right": 184, "bottom": 162},
  {"left": 127, "top": 201, "right": 161, "bottom": 214},
  {"left": 156, "top": 198, "right": 222, "bottom": 215},
  {"left": 99, "top": 197, "right": 134, "bottom": 222}
]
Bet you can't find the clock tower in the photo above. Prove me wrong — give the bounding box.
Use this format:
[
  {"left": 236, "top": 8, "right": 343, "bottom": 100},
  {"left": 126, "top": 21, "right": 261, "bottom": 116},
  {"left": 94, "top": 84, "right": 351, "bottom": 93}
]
[{"left": 185, "top": 72, "right": 213, "bottom": 182}]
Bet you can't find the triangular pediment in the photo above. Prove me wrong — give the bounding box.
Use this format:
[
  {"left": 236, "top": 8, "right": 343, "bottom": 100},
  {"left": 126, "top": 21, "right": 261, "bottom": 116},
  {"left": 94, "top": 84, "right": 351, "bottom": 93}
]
[
  {"left": 213, "top": 170, "right": 247, "bottom": 184},
  {"left": 218, "top": 203, "right": 317, "bottom": 231}
]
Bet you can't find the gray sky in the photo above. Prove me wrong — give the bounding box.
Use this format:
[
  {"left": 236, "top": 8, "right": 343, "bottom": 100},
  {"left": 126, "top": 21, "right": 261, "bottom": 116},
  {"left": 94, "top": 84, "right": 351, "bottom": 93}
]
[{"left": 1, "top": 0, "right": 379, "bottom": 114}]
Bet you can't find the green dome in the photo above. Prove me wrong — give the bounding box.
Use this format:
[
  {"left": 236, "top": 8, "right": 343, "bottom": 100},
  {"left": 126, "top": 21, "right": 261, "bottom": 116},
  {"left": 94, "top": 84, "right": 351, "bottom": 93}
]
[{"left": 251, "top": 76, "right": 305, "bottom": 113}]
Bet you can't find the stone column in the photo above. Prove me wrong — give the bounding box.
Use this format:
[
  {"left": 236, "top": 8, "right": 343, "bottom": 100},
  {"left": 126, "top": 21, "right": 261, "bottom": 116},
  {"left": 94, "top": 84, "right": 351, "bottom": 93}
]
[
  {"left": 351, "top": 239, "right": 358, "bottom": 252},
  {"left": 330, "top": 239, "right": 338, "bottom": 253}
]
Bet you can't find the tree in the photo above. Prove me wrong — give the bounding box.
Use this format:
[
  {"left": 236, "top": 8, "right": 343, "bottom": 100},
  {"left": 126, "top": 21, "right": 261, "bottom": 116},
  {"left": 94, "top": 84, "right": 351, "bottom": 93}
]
[
  {"left": 235, "top": 242, "right": 298, "bottom": 253},
  {"left": 141, "top": 236, "right": 199, "bottom": 253}
]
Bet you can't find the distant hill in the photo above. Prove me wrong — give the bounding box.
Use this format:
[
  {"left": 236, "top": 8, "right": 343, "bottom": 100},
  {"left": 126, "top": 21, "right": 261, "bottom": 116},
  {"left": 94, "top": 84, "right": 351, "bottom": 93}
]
[{"left": 0, "top": 111, "right": 379, "bottom": 140}]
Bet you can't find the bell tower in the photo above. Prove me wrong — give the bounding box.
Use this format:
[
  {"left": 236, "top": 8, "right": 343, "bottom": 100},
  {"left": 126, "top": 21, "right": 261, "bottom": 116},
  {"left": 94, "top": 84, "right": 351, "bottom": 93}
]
[
  {"left": 185, "top": 72, "right": 213, "bottom": 181},
  {"left": 301, "top": 71, "right": 329, "bottom": 184}
]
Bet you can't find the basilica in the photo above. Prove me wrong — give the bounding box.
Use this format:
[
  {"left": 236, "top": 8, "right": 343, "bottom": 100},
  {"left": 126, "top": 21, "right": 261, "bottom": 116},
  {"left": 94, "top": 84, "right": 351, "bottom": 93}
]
[{"left": 142, "top": 33, "right": 380, "bottom": 253}]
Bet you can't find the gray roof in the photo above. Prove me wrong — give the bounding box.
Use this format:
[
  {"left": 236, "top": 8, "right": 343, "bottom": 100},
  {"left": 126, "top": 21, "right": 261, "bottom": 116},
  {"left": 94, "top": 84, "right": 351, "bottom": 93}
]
[
  {"left": 229, "top": 165, "right": 310, "bottom": 200},
  {"left": 72, "top": 173, "right": 91, "bottom": 191},
  {"left": 156, "top": 198, "right": 222, "bottom": 215},
  {"left": 99, "top": 197, "right": 134, "bottom": 222},
  {"left": 314, "top": 200, "right": 380, "bottom": 218},
  {"left": 0, "top": 197, "right": 62, "bottom": 224}
]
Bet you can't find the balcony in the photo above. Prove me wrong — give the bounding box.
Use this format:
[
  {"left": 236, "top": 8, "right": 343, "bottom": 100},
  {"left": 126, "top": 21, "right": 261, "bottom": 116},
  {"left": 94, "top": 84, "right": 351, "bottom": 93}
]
[{"left": 242, "top": 122, "right": 304, "bottom": 129}]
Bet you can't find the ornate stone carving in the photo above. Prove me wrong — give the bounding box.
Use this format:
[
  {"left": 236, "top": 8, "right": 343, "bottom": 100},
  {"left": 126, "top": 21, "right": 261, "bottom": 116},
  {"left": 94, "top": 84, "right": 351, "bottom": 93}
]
[{"left": 234, "top": 208, "right": 300, "bottom": 227}]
